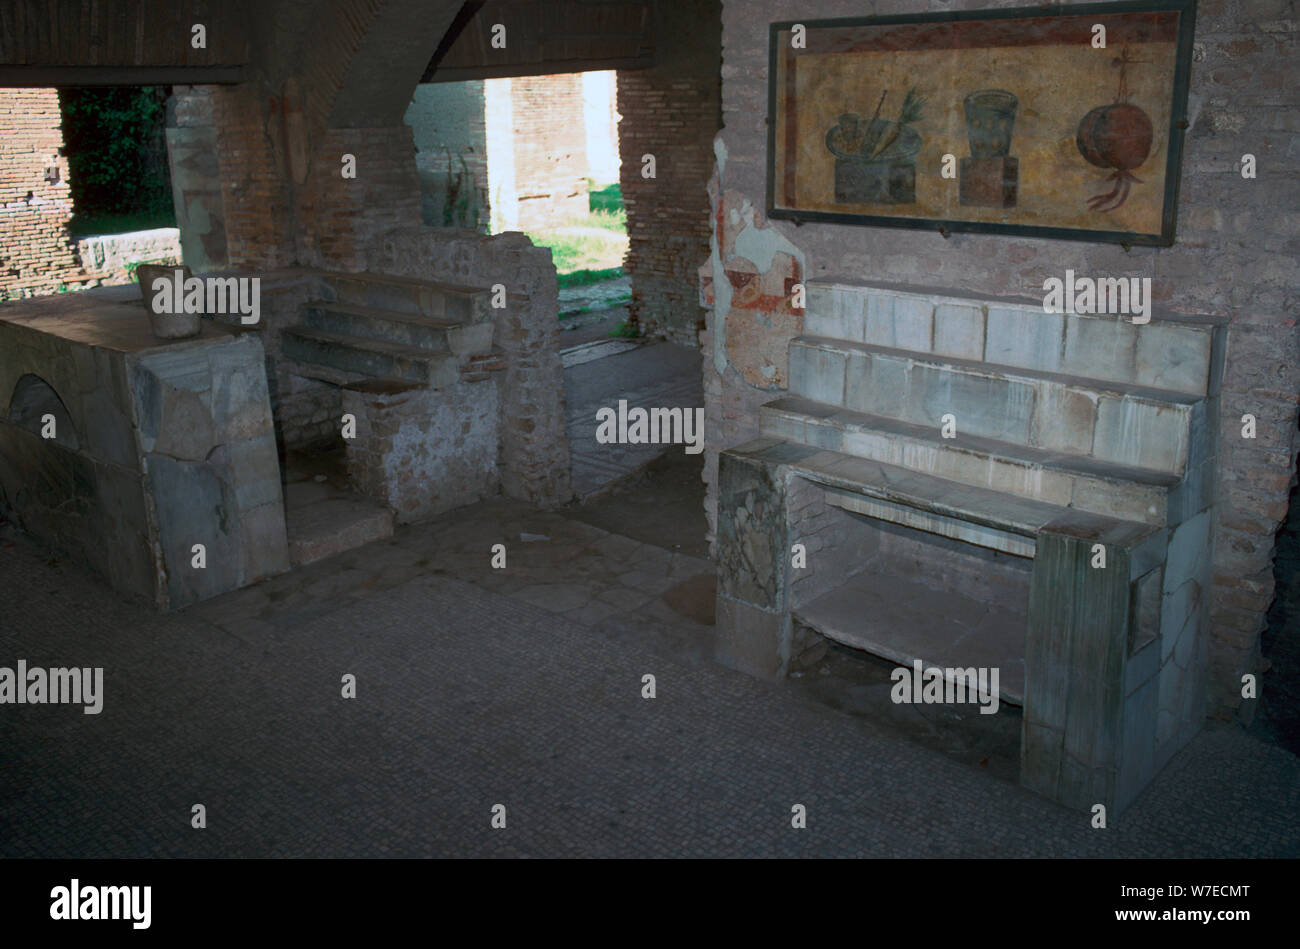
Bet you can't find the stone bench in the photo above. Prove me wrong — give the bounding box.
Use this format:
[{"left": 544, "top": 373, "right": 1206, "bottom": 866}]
[{"left": 715, "top": 278, "right": 1225, "bottom": 815}]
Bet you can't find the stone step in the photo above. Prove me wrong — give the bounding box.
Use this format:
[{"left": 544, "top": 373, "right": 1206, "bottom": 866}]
[
  {"left": 285, "top": 494, "right": 394, "bottom": 567},
  {"left": 302, "top": 301, "right": 493, "bottom": 354},
  {"left": 804, "top": 278, "right": 1218, "bottom": 397},
  {"left": 314, "top": 270, "right": 493, "bottom": 324},
  {"left": 281, "top": 327, "right": 459, "bottom": 387},
  {"left": 729, "top": 437, "right": 1160, "bottom": 556},
  {"left": 788, "top": 335, "right": 1203, "bottom": 476},
  {"left": 760, "top": 396, "right": 1181, "bottom": 526}
]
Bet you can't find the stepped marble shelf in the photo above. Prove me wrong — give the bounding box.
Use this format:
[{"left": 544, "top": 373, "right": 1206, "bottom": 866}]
[
  {"left": 715, "top": 277, "right": 1224, "bottom": 815},
  {"left": 760, "top": 396, "right": 1182, "bottom": 527}
]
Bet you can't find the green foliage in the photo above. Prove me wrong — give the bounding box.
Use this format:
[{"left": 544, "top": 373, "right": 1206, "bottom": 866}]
[
  {"left": 588, "top": 181, "right": 624, "bottom": 214},
  {"left": 583, "top": 207, "right": 626, "bottom": 231},
  {"left": 608, "top": 320, "right": 640, "bottom": 339},
  {"left": 526, "top": 206, "right": 628, "bottom": 275},
  {"left": 59, "top": 87, "right": 175, "bottom": 235},
  {"left": 556, "top": 266, "right": 624, "bottom": 290},
  {"left": 124, "top": 257, "right": 179, "bottom": 278}
]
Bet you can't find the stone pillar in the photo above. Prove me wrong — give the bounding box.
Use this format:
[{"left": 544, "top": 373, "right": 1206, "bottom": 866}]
[
  {"left": 617, "top": 0, "right": 721, "bottom": 343},
  {"left": 713, "top": 443, "right": 792, "bottom": 678},
  {"left": 165, "top": 86, "right": 228, "bottom": 274},
  {"left": 484, "top": 78, "right": 517, "bottom": 233},
  {"left": 1021, "top": 515, "right": 1169, "bottom": 815}
]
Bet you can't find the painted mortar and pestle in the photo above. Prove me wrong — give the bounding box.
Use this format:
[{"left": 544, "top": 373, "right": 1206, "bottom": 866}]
[{"left": 963, "top": 89, "right": 1019, "bottom": 158}]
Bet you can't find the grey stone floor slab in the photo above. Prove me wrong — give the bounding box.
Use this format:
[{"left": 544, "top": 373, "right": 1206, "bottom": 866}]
[
  {"left": 565, "top": 341, "right": 704, "bottom": 499},
  {"left": 1, "top": 517, "right": 1297, "bottom": 858}
]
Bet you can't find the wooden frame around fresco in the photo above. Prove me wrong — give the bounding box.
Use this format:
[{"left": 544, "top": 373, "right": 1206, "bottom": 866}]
[{"left": 765, "top": 0, "right": 1198, "bottom": 246}]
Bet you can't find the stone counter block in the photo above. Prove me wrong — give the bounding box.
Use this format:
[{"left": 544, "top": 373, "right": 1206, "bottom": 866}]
[
  {"left": 717, "top": 277, "right": 1226, "bottom": 816},
  {"left": 987, "top": 305, "right": 1065, "bottom": 374},
  {"left": 0, "top": 290, "right": 288, "bottom": 609},
  {"left": 933, "top": 302, "right": 986, "bottom": 361},
  {"left": 1093, "top": 396, "right": 1191, "bottom": 475}
]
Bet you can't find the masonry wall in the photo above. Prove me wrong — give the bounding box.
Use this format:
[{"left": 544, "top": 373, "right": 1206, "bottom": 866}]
[
  {"left": 408, "top": 73, "right": 600, "bottom": 235},
  {"left": 506, "top": 74, "right": 589, "bottom": 233},
  {"left": 617, "top": 0, "right": 722, "bottom": 343},
  {"left": 210, "top": 84, "right": 297, "bottom": 271},
  {"left": 342, "top": 378, "right": 502, "bottom": 523},
  {"left": 787, "top": 475, "right": 880, "bottom": 609},
  {"left": 367, "top": 227, "right": 572, "bottom": 508},
  {"left": 706, "top": 0, "right": 1300, "bottom": 723},
  {"left": 0, "top": 88, "right": 82, "bottom": 298},
  {"left": 297, "top": 125, "right": 424, "bottom": 271},
  {"left": 405, "top": 82, "right": 490, "bottom": 230}
]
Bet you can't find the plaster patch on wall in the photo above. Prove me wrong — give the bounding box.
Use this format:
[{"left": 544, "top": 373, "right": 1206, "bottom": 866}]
[
  {"left": 712, "top": 192, "right": 806, "bottom": 388},
  {"left": 732, "top": 201, "right": 803, "bottom": 276},
  {"left": 707, "top": 146, "right": 733, "bottom": 376},
  {"left": 705, "top": 134, "right": 809, "bottom": 386}
]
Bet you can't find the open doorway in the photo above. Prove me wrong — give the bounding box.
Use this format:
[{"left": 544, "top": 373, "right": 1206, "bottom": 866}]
[{"left": 405, "top": 69, "right": 631, "bottom": 332}]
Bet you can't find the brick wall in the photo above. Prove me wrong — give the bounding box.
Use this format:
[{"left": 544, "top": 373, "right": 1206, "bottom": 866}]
[
  {"left": 408, "top": 74, "right": 600, "bottom": 234},
  {"left": 617, "top": 0, "right": 721, "bottom": 343},
  {"left": 0, "top": 88, "right": 82, "bottom": 298},
  {"left": 209, "top": 79, "right": 424, "bottom": 275},
  {"left": 708, "top": 0, "right": 1300, "bottom": 724},
  {"left": 506, "top": 74, "right": 589, "bottom": 233},
  {"left": 297, "top": 125, "right": 423, "bottom": 271},
  {"left": 210, "top": 84, "right": 297, "bottom": 271}
]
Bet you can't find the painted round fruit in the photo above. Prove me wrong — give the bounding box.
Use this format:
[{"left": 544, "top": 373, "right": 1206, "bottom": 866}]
[{"left": 1076, "top": 103, "right": 1153, "bottom": 172}]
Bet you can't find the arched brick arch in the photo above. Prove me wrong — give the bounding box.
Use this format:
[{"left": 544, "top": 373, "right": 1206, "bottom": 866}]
[
  {"left": 202, "top": 0, "right": 461, "bottom": 270},
  {"left": 302, "top": 0, "right": 460, "bottom": 135}
]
